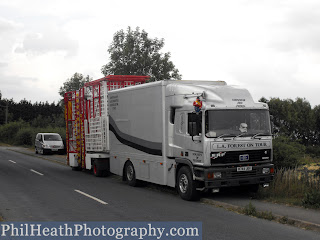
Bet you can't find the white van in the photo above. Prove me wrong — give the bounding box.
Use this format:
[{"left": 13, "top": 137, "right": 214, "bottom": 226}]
[{"left": 35, "top": 133, "right": 64, "bottom": 155}]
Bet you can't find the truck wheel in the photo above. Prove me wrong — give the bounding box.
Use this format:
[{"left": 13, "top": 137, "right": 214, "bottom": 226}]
[
  {"left": 177, "top": 166, "right": 199, "bottom": 201},
  {"left": 93, "top": 161, "right": 104, "bottom": 177},
  {"left": 125, "top": 161, "right": 137, "bottom": 187},
  {"left": 35, "top": 147, "right": 38, "bottom": 154}
]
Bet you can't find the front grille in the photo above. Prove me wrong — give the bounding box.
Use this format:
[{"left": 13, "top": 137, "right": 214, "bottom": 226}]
[{"left": 211, "top": 149, "right": 271, "bottom": 165}]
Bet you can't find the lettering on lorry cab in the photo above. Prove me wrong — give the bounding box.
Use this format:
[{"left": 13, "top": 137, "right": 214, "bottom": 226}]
[
  {"left": 232, "top": 98, "right": 246, "bottom": 108},
  {"left": 211, "top": 141, "right": 271, "bottom": 150},
  {"left": 191, "top": 152, "right": 203, "bottom": 163}
]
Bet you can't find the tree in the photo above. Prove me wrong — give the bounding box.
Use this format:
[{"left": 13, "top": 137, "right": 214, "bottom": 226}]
[
  {"left": 59, "top": 73, "right": 91, "bottom": 98},
  {"left": 260, "top": 97, "right": 316, "bottom": 145},
  {"left": 313, "top": 105, "right": 320, "bottom": 144},
  {"left": 101, "top": 26, "right": 182, "bottom": 81}
]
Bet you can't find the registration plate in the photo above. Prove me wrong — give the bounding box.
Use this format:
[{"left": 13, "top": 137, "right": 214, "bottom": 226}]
[
  {"left": 51, "top": 149, "right": 58, "bottom": 151},
  {"left": 237, "top": 166, "right": 252, "bottom": 172}
]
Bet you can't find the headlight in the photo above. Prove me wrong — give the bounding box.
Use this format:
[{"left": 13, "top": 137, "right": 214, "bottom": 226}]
[
  {"left": 207, "top": 172, "right": 222, "bottom": 179},
  {"left": 214, "top": 172, "right": 222, "bottom": 179},
  {"left": 262, "top": 168, "right": 270, "bottom": 174}
]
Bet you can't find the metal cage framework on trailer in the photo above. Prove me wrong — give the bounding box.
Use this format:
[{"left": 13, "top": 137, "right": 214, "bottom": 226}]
[{"left": 64, "top": 75, "right": 150, "bottom": 167}]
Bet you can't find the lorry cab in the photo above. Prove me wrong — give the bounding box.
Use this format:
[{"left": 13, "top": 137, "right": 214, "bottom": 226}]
[{"left": 166, "top": 82, "right": 274, "bottom": 199}]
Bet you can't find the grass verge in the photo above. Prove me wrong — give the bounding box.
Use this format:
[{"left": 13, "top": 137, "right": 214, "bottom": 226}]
[{"left": 257, "top": 167, "right": 320, "bottom": 209}]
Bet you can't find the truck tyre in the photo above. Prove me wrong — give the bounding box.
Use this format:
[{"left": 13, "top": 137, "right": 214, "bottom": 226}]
[
  {"left": 177, "top": 166, "right": 199, "bottom": 201},
  {"left": 35, "top": 147, "right": 38, "bottom": 154},
  {"left": 125, "top": 161, "right": 137, "bottom": 187},
  {"left": 93, "top": 161, "right": 104, "bottom": 177}
]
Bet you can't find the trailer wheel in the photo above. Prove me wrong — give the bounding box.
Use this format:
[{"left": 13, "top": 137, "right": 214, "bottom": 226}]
[
  {"left": 177, "top": 166, "right": 198, "bottom": 201},
  {"left": 93, "top": 161, "right": 104, "bottom": 177},
  {"left": 125, "top": 161, "right": 137, "bottom": 187}
]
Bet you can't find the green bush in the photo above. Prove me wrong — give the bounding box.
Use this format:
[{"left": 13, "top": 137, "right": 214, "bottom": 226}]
[
  {"left": 0, "top": 120, "right": 28, "bottom": 144},
  {"left": 302, "top": 190, "right": 320, "bottom": 209},
  {"left": 273, "top": 136, "right": 305, "bottom": 168},
  {"left": 0, "top": 120, "right": 66, "bottom": 147},
  {"left": 306, "top": 146, "right": 320, "bottom": 158},
  {"left": 15, "top": 128, "right": 33, "bottom": 145}
]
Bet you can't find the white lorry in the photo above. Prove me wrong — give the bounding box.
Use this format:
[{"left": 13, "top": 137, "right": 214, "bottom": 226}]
[{"left": 64, "top": 75, "right": 274, "bottom": 200}]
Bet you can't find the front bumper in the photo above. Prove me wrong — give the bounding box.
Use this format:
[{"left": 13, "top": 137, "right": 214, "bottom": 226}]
[
  {"left": 43, "top": 147, "right": 64, "bottom": 154},
  {"left": 194, "top": 163, "right": 274, "bottom": 189}
]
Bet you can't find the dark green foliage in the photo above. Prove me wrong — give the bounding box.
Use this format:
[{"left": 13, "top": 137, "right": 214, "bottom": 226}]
[
  {"left": 260, "top": 97, "right": 320, "bottom": 167},
  {"left": 306, "top": 146, "right": 320, "bottom": 158},
  {"left": 302, "top": 190, "right": 320, "bottom": 209},
  {"left": 0, "top": 98, "right": 64, "bottom": 126},
  {"left": 0, "top": 120, "right": 27, "bottom": 144},
  {"left": 0, "top": 120, "right": 66, "bottom": 147},
  {"left": 261, "top": 97, "right": 318, "bottom": 145},
  {"left": 273, "top": 136, "right": 305, "bottom": 168},
  {"left": 31, "top": 114, "right": 64, "bottom": 128},
  {"left": 15, "top": 128, "right": 33, "bottom": 146},
  {"left": 101, "top": 27, "right": 182, "bottom": 81}
]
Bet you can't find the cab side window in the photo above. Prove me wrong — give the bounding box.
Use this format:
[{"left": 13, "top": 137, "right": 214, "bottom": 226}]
[{"left": 188, "top": 113, "right": 202, "bottom": 135}]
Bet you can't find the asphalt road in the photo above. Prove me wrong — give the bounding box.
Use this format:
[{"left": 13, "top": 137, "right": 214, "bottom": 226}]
[{"left": 0, "top": 146, "right": 319, "bottom": 240}]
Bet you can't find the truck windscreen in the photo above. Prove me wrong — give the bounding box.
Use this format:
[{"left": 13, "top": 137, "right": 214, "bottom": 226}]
[{"left": 205, "top": 109, "right": 271, "bottom": 138}]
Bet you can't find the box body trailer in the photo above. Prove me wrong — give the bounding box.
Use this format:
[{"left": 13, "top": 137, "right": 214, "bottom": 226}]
[{"left": 65, "top": 76, "right": 274, "bottom": 200}]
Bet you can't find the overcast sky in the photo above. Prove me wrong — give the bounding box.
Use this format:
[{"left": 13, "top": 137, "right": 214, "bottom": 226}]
[{"left": 0, "top": 0, "right": 320, "bottom": 107}]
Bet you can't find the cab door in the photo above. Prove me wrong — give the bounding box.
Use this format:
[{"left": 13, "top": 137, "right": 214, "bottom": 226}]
[{"left": 185, "top": 112, "right": 203, "bottom": 153}]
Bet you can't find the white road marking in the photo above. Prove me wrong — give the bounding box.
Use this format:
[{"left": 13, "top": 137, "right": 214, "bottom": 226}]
[
  {"left": 30, "top": 169, "right": 44, "bottom": 176},
  {"left": 8, "top": 160, "right": 16, "bottom": 164},
  {"left": 74, "top": 189, "right": 108, "bottom": 205}
]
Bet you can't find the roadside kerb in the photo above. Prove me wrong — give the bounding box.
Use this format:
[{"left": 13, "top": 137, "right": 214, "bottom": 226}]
[{"left": 201, "top": 198, "right": 320, "bottom": 232}]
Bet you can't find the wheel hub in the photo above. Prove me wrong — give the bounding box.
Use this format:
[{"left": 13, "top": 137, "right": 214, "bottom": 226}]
[
  {"left": 179, "top": 174, "right": 188, "bottom": 193},
  {"left": 127, "top": 165, "right": 134, "bottom": 181}
]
